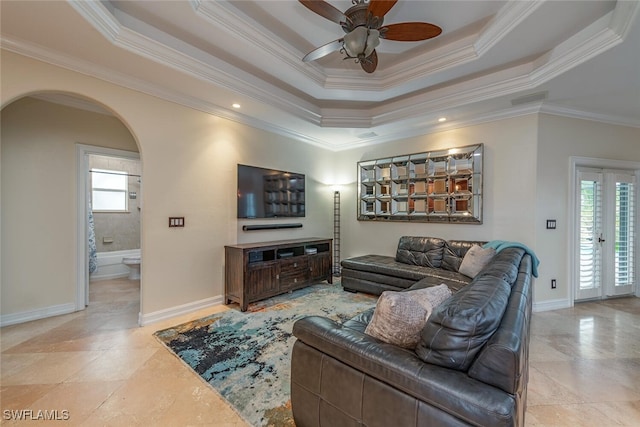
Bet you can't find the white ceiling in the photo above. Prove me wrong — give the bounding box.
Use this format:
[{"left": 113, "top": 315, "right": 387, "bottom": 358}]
[{"left": 1, "top": 0, "right": 639, "bottom": 150}]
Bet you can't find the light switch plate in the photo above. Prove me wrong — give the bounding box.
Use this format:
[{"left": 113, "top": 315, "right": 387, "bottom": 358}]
[{"left": 169, "top": 217, "right": 185, "bottom": 227}]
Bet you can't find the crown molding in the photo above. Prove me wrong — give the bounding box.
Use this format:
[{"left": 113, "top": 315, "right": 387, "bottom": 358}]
[
  {"left": 319, "top": 111, "right": 373, "bottom": 128},
  {"left": 530, "top": 12, "right": 621, "bottom": 84},
  {"left": 474, "top": 0, "right": 544, "bottom": 56},
  {"left": 370, "top": 66, "right": 535, "bottom": 128},
  {"left": 67, "top": 0, "right": 121, "bottom": 41},
  {"left": 191, "top": 0, "right": 326, "bottom": 87},
  {"left": 329, "top": 102, "right": 546, "bottom": 151},
  {"left": 540, "top": 104, "right": 640, "bottom": 128},
  {"left": 330, "top": 40, "right": 478, "bottom": 93}
]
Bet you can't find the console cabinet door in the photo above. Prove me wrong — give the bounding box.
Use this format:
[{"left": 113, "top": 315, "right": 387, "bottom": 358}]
[
  {"left": 309, "top": 253, "right": 331, "bottom": 281},
  {"left": 246, "top": 263, "right": 279, "bottom": 300}
]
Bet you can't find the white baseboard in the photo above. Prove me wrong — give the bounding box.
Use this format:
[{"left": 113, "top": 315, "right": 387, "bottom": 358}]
[
  {"left": 0, "top": 302, "right": 77, "bottom": 327},
  {"left": 139, "top": 295, "right": 225, "bottom": 326},
  {"left": 533, "top": 298, "right": 572, "bottom": 312},
  {"left": 90, "top": 272, "right": 129, "bottom": 281}
]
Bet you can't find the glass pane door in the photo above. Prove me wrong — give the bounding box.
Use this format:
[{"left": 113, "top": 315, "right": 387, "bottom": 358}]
[{"left": 576, "top": 168, "right": 636, "bottom": 301}]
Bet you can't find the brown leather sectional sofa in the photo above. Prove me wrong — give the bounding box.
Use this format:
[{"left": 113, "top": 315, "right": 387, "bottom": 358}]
[{"left": 291, "top": 236, "right": 533, "bottom": 426}]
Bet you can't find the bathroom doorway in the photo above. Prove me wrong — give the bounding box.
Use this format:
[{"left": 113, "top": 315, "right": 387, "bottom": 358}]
[{"left": 77, "top": 144, "right": 141, "bottom": 321}]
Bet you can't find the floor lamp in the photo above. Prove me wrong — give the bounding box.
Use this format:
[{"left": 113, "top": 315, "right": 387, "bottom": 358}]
[{"left": 333, "top": 190, "right": 341, "bottom": 276}]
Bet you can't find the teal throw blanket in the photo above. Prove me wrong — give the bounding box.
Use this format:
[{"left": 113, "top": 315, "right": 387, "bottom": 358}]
[{"left": 483, "top": 240, "right": 540, "bottom": 277}]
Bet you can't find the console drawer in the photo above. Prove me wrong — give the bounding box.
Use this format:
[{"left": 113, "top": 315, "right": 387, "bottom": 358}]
[{"left": 279, "top": 258, "right": 309, "bottom": 288}]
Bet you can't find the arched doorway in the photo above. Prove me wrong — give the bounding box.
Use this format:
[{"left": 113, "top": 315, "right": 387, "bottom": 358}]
[{"left": 0, "top": 92, "right": 142, "bottom": 326}]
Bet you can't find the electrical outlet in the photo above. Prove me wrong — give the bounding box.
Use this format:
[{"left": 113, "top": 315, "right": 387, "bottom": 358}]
[{"left": 551, "top": 279, "right": 557, "bottom": 289}]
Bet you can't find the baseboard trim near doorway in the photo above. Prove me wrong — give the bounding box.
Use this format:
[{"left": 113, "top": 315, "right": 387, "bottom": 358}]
[
  {"left": 139, "top": 295, "right": 224, "bottom": 326},
  {"left": 0, "top": 302, "right": 77, "bottom": 327},
  {"left": 533, "top": 298, "right": 571, "bottom": 312}
]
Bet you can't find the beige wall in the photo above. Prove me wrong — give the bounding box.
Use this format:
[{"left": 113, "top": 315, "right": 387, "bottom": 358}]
[
  {"left": 1, "top": 51, "right": 335, "bottom": 321},
  {"left": 535, "top": 114, "right": 640, "bottom": 305},
  {"left": 336, "top": 115, "right": 540, "bottom": 261}
]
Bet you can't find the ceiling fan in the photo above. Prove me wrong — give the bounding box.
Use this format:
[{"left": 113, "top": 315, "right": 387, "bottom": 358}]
[{"left": 299, "top": 0, "right": 442, "bottom": 73}]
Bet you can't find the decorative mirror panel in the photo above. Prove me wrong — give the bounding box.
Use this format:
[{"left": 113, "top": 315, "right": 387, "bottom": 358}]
[{"left": 357, "top": 144, "right": 483, "bottom": 223}]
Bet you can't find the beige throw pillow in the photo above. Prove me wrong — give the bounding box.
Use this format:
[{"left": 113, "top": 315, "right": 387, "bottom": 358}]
[
  {"left": 364, "top": 284, "right": 452, "bottom": 349},
  {"left": 459, "top": 245, "right": 496, "bottom": 278}
]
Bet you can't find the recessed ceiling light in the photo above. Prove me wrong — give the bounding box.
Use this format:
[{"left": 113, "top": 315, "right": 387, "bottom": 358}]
[
  {"left": 438, "top": 117, "right": 447, "bottom": 122},
  {"left": 232, "top": 103, "right": 241, "bottom": 109}
]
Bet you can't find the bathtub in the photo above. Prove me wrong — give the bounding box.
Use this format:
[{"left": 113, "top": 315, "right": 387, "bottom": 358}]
[{"left": 90, "top": 249, "right": 141, "bottom": 281}]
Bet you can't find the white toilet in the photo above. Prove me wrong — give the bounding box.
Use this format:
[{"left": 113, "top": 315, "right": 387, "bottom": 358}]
[{"left": 122, "top": 256, "right": 141, "bottom": 280}]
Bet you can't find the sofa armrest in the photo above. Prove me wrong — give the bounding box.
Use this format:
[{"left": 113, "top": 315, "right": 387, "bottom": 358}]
[{"left": 293, "top": 316, "right": 518, "bottom": 425}]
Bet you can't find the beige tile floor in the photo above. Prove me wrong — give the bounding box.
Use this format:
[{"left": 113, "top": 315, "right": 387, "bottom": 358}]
[
  {"left": 1, "top": 279, "right": 244, "bottom": 426},
  {"left": 1, "top": 278, "right": 639, "bottom": 426}
]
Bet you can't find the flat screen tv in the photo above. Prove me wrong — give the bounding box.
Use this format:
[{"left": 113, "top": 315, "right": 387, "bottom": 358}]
[{"left": 237, "top": 164, "right": 305, "bottom": 218}]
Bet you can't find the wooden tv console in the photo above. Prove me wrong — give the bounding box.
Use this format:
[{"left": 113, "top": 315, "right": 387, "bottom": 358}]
[{"left": 224, "top": 237, "right": 333, "bottom": 311}]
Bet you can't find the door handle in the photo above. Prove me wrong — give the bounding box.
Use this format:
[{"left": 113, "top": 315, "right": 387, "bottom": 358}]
[{"left": 598, "top": 236, "right": 606, "bottom": 243}]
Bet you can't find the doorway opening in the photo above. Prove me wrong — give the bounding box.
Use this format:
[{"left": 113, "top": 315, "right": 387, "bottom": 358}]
[{"left": 76, "top": 145, "right": 141, "bottom": 324}]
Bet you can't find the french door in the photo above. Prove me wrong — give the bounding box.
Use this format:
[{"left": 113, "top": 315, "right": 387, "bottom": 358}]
[{"left": 576, "top": 167, "right": 636, "bottom": 301}]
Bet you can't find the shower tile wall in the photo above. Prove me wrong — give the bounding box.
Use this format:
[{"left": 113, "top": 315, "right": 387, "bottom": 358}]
[{"left": 89, "top": 155, "right": 141, "bottom": 252}]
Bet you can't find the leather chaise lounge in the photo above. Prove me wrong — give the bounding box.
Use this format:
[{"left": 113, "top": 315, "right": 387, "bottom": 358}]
[
  {"left": 341, "top": 236, "right": 487, "bottom": 294},
  {"left": 291, "top": 236, "right": 534, "bottom": 427}
]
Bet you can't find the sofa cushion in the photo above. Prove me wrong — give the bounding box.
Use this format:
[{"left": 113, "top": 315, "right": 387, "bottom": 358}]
[
  {"left": 459, "top": 245, "right": 496, "bottom": 278},
  {"left": 475, "top": 248, "right": 524, "bottom": 286},
  {"left": 409, "top": 275, "right": 472, "bottom": 293},
  {"left": 365, "top": 285, "right": 452, "bottom": 349},
  {"left": 415, "top": 273, "right": 512, "bottom": 371},
  {"left": 395, "top": 236, "right": 446, "bottom": 268},
  {"left": 441, "top": 240, "right": 486, "bottom": 272}
]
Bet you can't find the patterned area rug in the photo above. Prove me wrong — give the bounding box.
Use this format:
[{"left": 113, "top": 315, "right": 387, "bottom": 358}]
[{"left": 154, "top": 283, "right": 377, "bottom": 426}]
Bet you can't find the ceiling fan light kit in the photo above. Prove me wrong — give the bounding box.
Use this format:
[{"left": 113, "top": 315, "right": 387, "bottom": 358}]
[
  {"left": 342, "top": 27, "right": 380, "bottom": 60},
  {"left": 299, "top": 0, "right": 442, "bottom": 73}
]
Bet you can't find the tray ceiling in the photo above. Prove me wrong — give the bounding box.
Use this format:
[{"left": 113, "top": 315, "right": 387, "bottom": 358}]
[{"left": 1, "top": 0, "right": 638, "bottom": 150}]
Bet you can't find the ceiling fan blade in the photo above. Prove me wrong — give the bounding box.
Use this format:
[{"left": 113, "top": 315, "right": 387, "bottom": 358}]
[
  {"left": 382, "top": 22, "right": 442, "bottom": 41},
  {"left": 302, "top": 39, "right": 343, "bottom": 62},
  {"left": 360, "top": 50, "right": 378, "bottom": 74},
  {"left": 298, "top": 0, "right": 346, "bottom": 25},
  {"left": 367, "top": 0, "right": 398, "bottom": 18}
]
